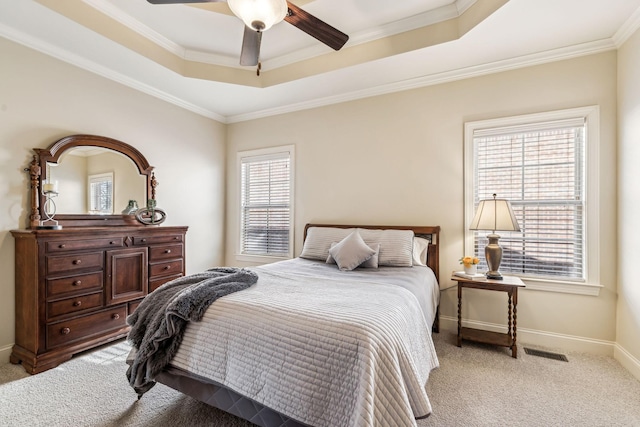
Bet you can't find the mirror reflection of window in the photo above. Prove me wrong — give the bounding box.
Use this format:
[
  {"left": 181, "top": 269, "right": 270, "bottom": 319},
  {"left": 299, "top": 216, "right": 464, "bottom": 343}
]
[
  {"left": 88, "top": 172, "right": 114, "bottom": 214},
  {"left": 46, "top": 146, "right": 146, "bottom": 215}
]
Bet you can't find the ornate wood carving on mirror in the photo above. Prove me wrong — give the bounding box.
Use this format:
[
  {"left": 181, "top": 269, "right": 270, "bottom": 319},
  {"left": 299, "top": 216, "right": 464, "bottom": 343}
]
[{"left": 27, "top": 134, "right": 154, "bottom": 228}]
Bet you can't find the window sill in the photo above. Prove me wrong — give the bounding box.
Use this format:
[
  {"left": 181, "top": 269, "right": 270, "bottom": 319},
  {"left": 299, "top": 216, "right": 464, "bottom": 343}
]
[
  {"left": 235, "top": 254, "right": 292, "bottom": 264},
  {"left": 518, "top": 277, "right": 602, "bottom": 296}
]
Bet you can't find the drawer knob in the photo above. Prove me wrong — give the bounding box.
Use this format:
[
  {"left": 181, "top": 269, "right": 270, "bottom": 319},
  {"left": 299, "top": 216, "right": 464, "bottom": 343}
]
[
  {"left": 60, "top": 327, "right": 71, "bottom": 335},
  {"left": 164, "top": 249, "right": 171, "bottom": 254},
  {"left": 164, "top": 265, "right": 171, "bottom": 270},
  {"left": 110, "top": 241, "right": 116, "bottom": 245},
  {"left": 141, "top": 238, "right": 147, "bottom": 242},
  {"left": 174, "top": 237, "right": 179, "bottom": 240},
  {"left": 73, "top": 301, "right": 82, "bottom": 307},
  {"left": 59, "top": 244, "right": 66, "bottom": 249},
  {"left": 72, "top": 259, "right": 82, "bottom": 265},
  {"left": 72, "top": 280, "right": 82, "bottom": 286},
  {"left": 112, "top": 313, "right": 120, "bottom": 320}
]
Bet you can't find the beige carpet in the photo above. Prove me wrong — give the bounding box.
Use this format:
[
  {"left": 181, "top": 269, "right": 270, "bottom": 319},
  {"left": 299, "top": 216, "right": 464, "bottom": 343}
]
[{"left": 1, "top": 332, "right": 639, "bottom": 427}]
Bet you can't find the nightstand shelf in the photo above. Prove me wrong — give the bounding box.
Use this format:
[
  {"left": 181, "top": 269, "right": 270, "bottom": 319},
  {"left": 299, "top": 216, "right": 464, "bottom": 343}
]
[
  {"left": 460, "top": 327, "right": 513, "bottom": 347},
  {"left": 452, "top": 272, "right": 525, "bottom": 358}
]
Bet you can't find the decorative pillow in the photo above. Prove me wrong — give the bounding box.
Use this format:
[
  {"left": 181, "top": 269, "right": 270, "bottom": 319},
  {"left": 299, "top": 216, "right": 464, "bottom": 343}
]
[
  {"left": 412, "top": 237, "right": 430, "bottom": 266},
  {"left": 300, "top": 227, "right": 354, "bottom": 261},
  {"left": 328, "top": 231, "right": 376, "bottom": 271},
  {"left": 357, "top": 228, "right": 414, "bottom": 267},
  {"left": 327, "top": 242, "right": 380, "bottom": 268}
]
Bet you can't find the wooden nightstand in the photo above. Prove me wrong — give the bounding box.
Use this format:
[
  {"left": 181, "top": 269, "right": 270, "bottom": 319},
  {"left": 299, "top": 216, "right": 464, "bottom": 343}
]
[{"left": 452, "top": 272, "right": 525, "bottom": 358}]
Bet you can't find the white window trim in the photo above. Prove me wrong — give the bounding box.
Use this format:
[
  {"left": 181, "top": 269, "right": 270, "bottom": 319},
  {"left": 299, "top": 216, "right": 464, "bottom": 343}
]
[
  {"left": 236, "top": 145, "right": 295, "bottom": 263},
  {"left": 464, "top": 106, "right": 602, "bottom": 296},
  {"left": 88, "top": 171, "right": 114, "bottom": 215}
]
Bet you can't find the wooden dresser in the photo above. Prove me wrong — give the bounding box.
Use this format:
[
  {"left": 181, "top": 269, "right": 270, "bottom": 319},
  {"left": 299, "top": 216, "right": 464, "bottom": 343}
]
[{"left": 10, "top": 225, "right": 187, "bottom": 374}]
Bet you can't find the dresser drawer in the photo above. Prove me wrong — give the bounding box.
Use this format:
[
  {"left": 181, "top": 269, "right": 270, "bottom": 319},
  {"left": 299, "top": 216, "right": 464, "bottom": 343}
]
[
  {"left": 47, "top": 272, "right": 103, "bottom": 298},
  {"left": 46, "top": 238, "right": 124, "bottom": 253},
  {"left": 47, "top": 292, "right": 103, "bottom": 319},
  {"left": 149, "top": 273, "right": 182, "bottom": 292},
  {"left": 46, "top": 252, "right": 103, "bottom": 276},
  {"left": 149, "top": 243, "right": 183, "bottom": 262},
  {"left": 149, "top": 259, "right": 183, "bottom": 278},
  {"left": 133, "top": 234, "right": 183, "bottom": 246},
  {"left": 128, "top": 300, "right": 142, "bottom": 314},
  {"left": 46, "top": 306, "right": 127, "bottom": 349}
]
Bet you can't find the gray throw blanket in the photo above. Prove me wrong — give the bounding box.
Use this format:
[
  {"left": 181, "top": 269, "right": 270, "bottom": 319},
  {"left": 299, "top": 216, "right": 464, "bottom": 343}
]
[{"left": 126, "top": 267, "right": 258, "bottom": 397}]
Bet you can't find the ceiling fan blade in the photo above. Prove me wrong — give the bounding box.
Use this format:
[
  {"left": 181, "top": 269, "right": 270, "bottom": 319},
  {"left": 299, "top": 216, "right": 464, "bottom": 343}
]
[
  {"left": 284, "top": 1, "right": 348, "bottom": 51},
  {"left": 147, "top": 0, "right": 224, "bottom": 4},
  {"left": 240, "top": 26, "right": 261, "bottom": 66}
]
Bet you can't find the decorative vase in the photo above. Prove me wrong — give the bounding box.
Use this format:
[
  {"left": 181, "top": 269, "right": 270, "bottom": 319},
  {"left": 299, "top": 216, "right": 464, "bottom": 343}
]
[
  {"left": 121, "top": 200, "right": 138, "bottom": 215},
  {"left": 464, "top": 264, "right": 478, "bottom": 275}
]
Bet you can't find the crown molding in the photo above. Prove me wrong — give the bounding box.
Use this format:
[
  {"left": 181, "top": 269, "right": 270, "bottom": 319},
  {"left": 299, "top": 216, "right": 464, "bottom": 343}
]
[
  {"left": 83, "top": 0, "right": 474, "bottom": 71},
  {"left": 262, "top": 1, "right": 468, "bottom": 71},
  {"left": 1, "top": 12, "right": 617, "bottom": 126},
  {"left": 227, "top": 39, "right": 616, "bottom": 123},
  {"left": 612, "top": 4, "right": 640, "bottom": 47},
  {"left": 0, "top": 21, "right": 228, "bottom": 123}
]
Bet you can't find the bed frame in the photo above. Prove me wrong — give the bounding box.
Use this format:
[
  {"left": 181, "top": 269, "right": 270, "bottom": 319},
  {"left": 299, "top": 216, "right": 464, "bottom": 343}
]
[{"left": 153, "top": 224, "right": 441, "bottom": 427}]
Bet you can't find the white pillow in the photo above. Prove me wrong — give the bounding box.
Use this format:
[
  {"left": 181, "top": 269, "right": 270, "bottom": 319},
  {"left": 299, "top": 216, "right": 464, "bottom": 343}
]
[
  {"left": 357, "top": 228, "right": 414, "bottom": 267},
  {"left": 412, "top": 237, "right": 430, "bottom": 266},
  {"left": 328, "top": 231, "right": 376, "bottom": 271},
  {"left": 327, "top": 242, "right": 380, "bottom": 268},
  {"left": 300, "top": 227, "right": 354, "bottom": 261}
]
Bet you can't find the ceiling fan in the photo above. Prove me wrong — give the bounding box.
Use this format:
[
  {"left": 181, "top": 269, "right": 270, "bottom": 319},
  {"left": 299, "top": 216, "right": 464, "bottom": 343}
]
[{"left": 147, "top": 0, "right": 349, "bottom": 68}]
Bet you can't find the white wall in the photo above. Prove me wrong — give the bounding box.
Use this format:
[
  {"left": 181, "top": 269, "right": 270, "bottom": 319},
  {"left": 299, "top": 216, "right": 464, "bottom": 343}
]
[
  {"left": 226, "top": 51, "right": 619, "bottom": 354},
  {"left": 617, "top": 28, "right": 640, "bottom": 378},
  {"left": 0, "top": 37, "right": 226, "bottom": 363}
]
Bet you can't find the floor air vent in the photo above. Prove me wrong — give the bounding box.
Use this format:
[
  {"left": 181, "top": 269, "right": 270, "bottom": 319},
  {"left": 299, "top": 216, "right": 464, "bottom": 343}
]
[{"left": 524, "top": 348, "right": 569, "bottom": 362}]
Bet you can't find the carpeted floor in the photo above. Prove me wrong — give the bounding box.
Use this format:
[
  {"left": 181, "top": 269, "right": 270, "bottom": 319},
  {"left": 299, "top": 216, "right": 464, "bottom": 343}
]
[{"left": 1, "top": 331, "right": 639, "bottom": 427}]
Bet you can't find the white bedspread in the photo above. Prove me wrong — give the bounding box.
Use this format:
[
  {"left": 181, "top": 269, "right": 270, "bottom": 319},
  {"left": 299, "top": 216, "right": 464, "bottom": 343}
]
[{"left": 170, "top": 258, "right": 440, "bottom": 427}]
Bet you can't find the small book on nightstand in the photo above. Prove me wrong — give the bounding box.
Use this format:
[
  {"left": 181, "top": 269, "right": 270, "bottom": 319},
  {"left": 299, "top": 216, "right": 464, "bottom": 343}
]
[{"left": 453, "top": 271, "right": 486, "bottom": 280}]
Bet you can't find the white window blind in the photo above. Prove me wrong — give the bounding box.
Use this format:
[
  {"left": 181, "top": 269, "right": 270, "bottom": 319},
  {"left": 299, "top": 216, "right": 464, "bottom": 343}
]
[
  {"left": 472, "top": 117, "right": 586, "bottom": 280},
  {"left": 240, "top": 149, "right": 292, "bottom": 257}
]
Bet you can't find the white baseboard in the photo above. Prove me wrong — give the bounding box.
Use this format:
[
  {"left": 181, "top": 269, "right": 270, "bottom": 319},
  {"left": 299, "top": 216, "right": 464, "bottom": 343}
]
[
  {"left": 614, "top": 344, "right": 640, "bottom": 382},
  {"left": 439, "top": 315, "right": 615, "bottom": 356},
  {"left": 0, "top": 343, "right": 12, "bottom": 365}
]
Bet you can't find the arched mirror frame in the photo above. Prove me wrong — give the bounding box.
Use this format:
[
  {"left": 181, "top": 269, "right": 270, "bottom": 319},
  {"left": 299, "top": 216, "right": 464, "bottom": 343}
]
[{"left": 28, "top": 134, "right": 154, "bottom": 228}]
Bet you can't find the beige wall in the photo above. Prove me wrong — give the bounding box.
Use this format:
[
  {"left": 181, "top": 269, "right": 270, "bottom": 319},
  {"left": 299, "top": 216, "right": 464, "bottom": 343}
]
[
  {"left": 617, "top": 28, "right": 640, "bottom": 377},
  {"left": 0, "top": 37, "right": 226, "bottom": 363},
  {"left": 226, "top": 51, "right": 619, "bottom": 353}
]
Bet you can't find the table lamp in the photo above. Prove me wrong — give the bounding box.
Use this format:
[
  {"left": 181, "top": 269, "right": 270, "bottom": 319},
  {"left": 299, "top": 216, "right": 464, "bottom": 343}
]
[{"left": 469, "top": 194, "right": 520, "bottom": 280}]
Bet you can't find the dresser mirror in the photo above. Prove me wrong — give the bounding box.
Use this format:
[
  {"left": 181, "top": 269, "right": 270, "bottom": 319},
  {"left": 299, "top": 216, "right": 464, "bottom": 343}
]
[{"left": 28, "top": 134, "right": 154, "bottom": 228}]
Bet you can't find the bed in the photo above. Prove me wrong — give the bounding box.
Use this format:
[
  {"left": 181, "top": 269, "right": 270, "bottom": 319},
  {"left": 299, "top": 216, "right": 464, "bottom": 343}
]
[{"left": 129, "top": 224, "right": 441, "bottom": 427}]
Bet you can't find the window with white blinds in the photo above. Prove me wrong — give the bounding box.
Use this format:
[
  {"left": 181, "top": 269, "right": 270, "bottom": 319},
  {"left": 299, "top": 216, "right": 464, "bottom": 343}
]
[
  {"left": 88, "top": 172, "right": 113, "bottom": 214},
  {"left": 239, "top": 146, "right": 294, "bottom": 258},
  {"left": 465, "top": 107, "right": 600, "bottom": 285}
]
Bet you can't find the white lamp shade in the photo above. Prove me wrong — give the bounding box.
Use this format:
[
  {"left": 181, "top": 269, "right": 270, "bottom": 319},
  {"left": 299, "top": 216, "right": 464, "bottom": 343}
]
[
  {"left": 470, "top": 197, "right": 521, "bottom": 232},
  {"left": 228, "top": 0, "right": 288, "bottom": 31}
]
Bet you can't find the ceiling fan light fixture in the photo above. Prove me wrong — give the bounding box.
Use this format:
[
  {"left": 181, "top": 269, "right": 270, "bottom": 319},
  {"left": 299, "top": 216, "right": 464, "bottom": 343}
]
[{"left": 228, "top": 0, "right": 288, "bottom": 32}]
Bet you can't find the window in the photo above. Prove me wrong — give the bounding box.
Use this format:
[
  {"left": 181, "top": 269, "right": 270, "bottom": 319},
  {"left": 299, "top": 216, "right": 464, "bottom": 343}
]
[
  {"left": 238, "top": 146, "right": 294, "bottom": 259},
  {"left": 464, "top": 107, "right": 600, "bottom": 292},
  {"left": 88, "top": 172, "right": 113, "bottom": 214}
]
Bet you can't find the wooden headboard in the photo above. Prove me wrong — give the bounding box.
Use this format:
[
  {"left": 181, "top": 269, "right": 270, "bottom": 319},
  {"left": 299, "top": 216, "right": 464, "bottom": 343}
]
[{"left": 303, "top": 224, "right": 441, "bottom": 284}]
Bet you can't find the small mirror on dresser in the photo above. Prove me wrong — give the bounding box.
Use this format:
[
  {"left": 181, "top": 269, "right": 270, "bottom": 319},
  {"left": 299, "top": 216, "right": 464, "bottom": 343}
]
[{"left": 28, "top": 134, "right": 154, "bottom": 228}]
